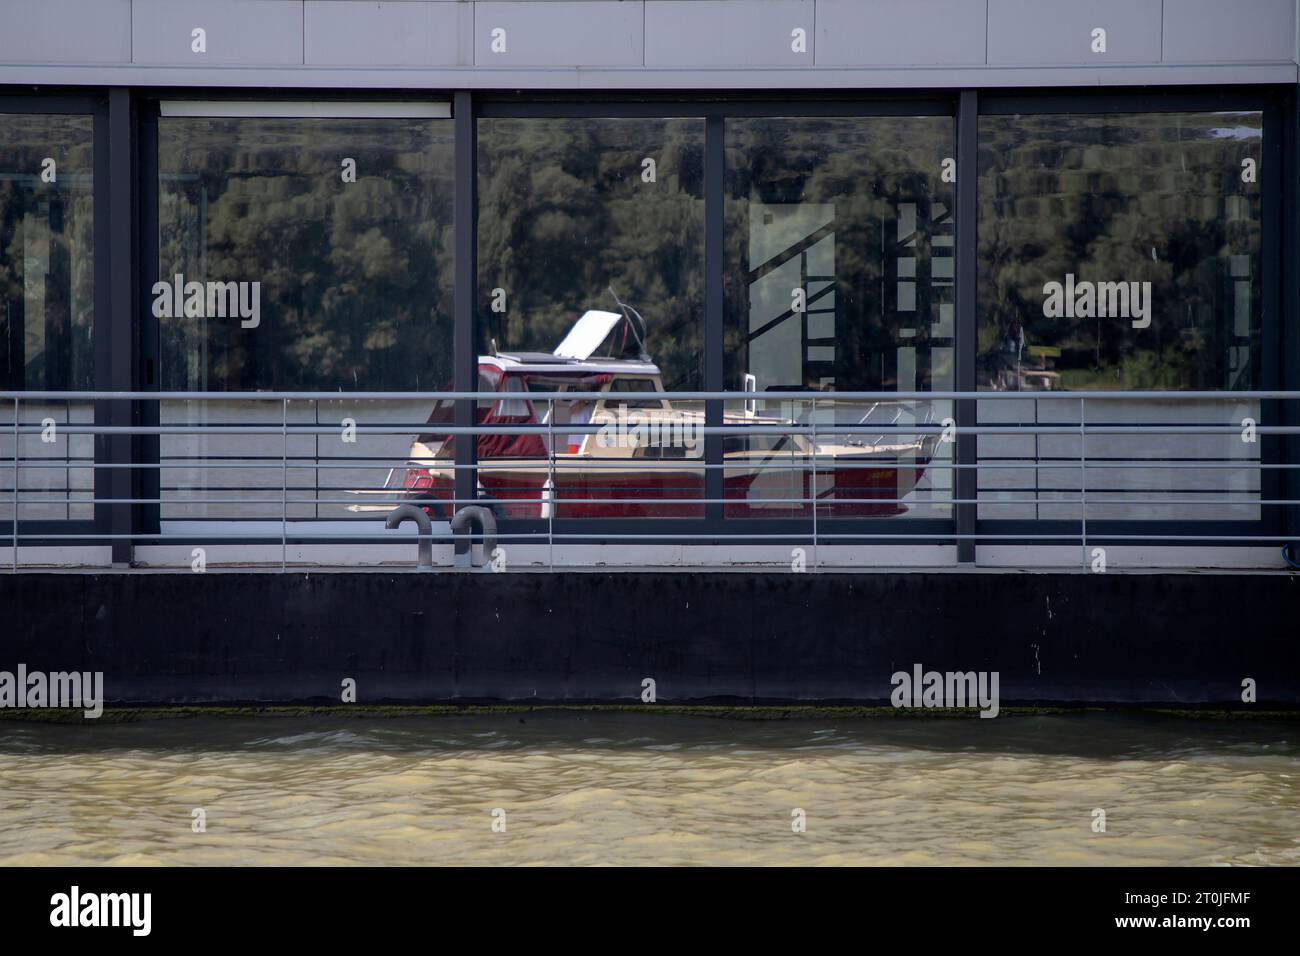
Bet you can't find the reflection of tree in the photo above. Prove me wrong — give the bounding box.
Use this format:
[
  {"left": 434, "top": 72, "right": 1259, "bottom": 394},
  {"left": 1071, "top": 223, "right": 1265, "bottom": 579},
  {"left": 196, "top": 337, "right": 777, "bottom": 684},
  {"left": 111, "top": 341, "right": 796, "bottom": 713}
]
[
  {"left": 476, "top": 119, "right": 705, "bottom": 389},
  {"left": 159, "top": 118, "right": 455, "bottom": 391},
  {"left": 977, "top": 112, "right": 1261, "bottom": 390},
  {"left": 0, "top": 115, "right": 96, "bottom": 390}
]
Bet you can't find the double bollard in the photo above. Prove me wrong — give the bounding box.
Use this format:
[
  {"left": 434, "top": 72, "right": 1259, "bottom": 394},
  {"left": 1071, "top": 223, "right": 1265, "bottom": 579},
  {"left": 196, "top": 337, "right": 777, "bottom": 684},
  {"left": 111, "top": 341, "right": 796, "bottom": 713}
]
[{"left": 385, "top": 503, "right": 497, "bottom": 571}]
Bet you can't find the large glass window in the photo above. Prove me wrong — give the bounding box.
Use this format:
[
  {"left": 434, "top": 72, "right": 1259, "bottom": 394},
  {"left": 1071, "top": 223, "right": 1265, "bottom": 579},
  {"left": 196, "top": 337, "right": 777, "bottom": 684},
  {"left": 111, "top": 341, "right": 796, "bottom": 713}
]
[
  {"left": 977, "top": 111, "right": 1263, "bottom": 521},
  {"left": 474, "top": 117, "right": 706, "bottom": 519},
  {"left": 0, "top": 112, "right": 96, "bottom": 522},
  {"left": 1, "top": 114, "right": 95, "bottom": 391},
  {"left": 159, "top": 115, "right": 453, "bottom": 391},
  {"left": 723, "top": 116, "right": 955, "bottom": 520},
  {"left": 477, "top": 117, "right": 705, "bottom": 388},
  {"left": 156, "top": 110, "right": 454, "bottom": 519}
]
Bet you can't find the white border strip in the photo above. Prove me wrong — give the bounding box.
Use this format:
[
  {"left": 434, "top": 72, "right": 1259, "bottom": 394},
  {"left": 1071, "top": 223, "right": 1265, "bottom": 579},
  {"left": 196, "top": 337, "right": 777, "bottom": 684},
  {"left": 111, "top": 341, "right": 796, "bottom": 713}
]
[{"left": 159, "top": 100, "right": 450, "bottom": 119}]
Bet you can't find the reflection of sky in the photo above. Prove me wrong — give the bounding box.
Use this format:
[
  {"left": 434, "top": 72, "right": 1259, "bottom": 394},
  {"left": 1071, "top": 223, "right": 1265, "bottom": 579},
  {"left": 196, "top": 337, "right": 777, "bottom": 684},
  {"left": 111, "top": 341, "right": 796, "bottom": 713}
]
[{"left": 1209, "top": 126, "right": 1263, "bottom": 140}]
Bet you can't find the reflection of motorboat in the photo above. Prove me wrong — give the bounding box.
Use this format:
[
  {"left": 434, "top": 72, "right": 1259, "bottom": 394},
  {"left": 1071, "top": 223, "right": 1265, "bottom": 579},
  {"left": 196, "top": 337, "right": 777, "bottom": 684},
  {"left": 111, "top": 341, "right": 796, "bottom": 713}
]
[
  {"left": 352, "top": 301, "right": 939, "bottom": 519},
  {"left": 982, "top": 341, "right": 1060, "bottom": 391},
  {"left": 986, "top": 368, "right": 1059, "bottom": 391}
]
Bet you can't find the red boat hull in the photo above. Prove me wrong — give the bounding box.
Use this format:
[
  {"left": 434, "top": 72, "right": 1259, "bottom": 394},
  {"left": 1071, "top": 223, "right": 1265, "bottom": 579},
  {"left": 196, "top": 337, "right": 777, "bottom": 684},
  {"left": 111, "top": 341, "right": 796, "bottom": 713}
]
[{"left": 407, "top": 458, "right": 931, "bottom": 519}]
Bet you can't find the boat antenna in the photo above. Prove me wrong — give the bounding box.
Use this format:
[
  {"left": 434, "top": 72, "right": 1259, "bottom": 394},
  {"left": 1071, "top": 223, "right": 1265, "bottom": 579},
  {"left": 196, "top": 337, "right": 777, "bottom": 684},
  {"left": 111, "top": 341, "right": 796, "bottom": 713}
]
[{"left": 608, "top": 286, "right": 650, "bottom": 361}]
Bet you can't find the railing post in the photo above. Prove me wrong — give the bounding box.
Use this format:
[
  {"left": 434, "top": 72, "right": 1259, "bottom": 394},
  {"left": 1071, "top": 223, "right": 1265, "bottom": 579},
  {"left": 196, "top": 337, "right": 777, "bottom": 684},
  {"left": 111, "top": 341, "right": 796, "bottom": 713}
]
[
  {"left": 1080, "top": 396, "right": 1087, "bottom": 571},
  {"left": 1033, "top": 397, "right": 1041, "bottom": 522},
  {"left": 547, "top": 398, "right": 555, "bottom": 570},
  {"left": 281, "top": 397, "right": 288, "bottom": 572},
  {"left": 811, "top": 396, "right": 818, "bottom": 571},
  {"left": 12, "top": 396, "right": 17, "bottom": 572}
]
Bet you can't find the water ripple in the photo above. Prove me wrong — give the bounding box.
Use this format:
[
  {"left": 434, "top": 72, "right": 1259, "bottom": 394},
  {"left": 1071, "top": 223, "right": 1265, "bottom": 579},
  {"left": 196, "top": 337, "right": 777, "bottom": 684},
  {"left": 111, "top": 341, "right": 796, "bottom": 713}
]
[{"left": 0, "top": 712, "right": 1296, "bottom": 866}]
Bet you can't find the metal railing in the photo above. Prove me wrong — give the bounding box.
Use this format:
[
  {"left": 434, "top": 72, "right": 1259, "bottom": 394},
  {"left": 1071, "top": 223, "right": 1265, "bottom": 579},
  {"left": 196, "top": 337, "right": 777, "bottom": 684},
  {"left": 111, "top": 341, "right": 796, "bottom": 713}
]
[{"left": 3, "top": 389, "right": 1299, "bottom": 572}]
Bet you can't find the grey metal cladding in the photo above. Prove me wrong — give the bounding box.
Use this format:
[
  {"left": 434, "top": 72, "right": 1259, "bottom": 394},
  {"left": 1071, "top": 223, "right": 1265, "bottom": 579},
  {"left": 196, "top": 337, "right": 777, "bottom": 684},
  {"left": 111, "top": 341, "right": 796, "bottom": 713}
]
[
  {"left": 816, "top": 0, "right": 987, "bottom": 67},
  {"left": 305, "top": 1, "right": 462, "bottom": 67},
  {"left": 0, "top": 0, "right": 131, "bottom": 64},
  {"left": 1, "top": 0, "right": 1295, "bottom": 86},
  {"left": 473, "top": 1, "right": 644, "bottom": 67},
  {"left": 987, "top": 0, "right": 1162, "bottom": 66},
  {"left": 644, "top": 1, "right": 813, "bottom": 68},
  {"left": 1162, "top": 0, "right": 1296, "bottom": 63},
  {"left": 133, "top": 0, "right": 305, "bottom": 66}
]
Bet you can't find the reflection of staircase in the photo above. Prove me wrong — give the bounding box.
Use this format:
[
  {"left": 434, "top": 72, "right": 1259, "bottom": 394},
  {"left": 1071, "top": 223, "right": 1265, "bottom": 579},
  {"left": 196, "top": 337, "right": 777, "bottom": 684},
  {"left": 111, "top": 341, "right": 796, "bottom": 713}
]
[
  {"left": 746, "top": 203, "right": 837, "bottom": 398},
  {"left": 801, "top": 254, "right": 836, "bottom": 389},
  {"left": 744, "top": 219, "right": 835, "bottom": 341}
]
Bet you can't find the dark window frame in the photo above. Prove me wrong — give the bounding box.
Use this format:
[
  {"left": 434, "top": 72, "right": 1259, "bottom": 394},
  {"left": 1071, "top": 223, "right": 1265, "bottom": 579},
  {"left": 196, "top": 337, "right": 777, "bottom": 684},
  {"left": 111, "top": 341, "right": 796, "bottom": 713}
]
[{"left": 0, "top": 91, "right": 109, "bottom": 548}]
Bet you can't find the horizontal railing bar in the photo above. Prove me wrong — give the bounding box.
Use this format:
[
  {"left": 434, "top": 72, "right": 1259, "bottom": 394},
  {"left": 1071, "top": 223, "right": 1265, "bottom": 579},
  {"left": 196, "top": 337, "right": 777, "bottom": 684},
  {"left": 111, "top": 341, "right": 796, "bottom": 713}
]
[
  {"left": 13, "top": 460, "right": 1294, "bottom": 474},
  {"left": 10, "top": 532, "right": 1298, "bottom": 543},
  {"left": 181, "top": 501, "right": 813, "bottom": 509},
  {"left": 4, "top": 389, "right": 1300, "bottom": 401},
  {"left": 0, "top": 486, "right": 1284, "bottom": 500},
  {"left": 9, "top": 459, "right": 1296, "bottom": 475},
  {"left": 149, "top": 501, "right": 1242, "bottom": 511},
  {"left": 3, "top": 420, "right": 1261, "bottom": 434},
  {"left": 8, "top": 423, "right": 1300, "bottom": 437},
  {"left": 7, "top": 494, "right": 1284, "bottom": 508}
]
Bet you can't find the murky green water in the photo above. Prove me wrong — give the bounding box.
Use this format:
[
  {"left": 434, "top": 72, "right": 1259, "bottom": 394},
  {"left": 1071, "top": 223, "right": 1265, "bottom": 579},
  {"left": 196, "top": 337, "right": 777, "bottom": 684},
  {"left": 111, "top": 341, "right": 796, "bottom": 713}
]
[{"left": 0, "top": 712, "right": 1296, "bottom": 866}]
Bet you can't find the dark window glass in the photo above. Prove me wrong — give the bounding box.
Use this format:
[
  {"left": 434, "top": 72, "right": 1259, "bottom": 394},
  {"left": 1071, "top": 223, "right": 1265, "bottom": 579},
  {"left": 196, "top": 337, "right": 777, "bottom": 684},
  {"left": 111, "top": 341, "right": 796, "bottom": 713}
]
[
  {"left": 606, "top": 377, "right": 665, "bottom": 409},
  {"left": 0, "top": 113, "right": 95, "bottom": 391},
  {"left": 977, "top": 111, "right": 1261, "bottom": 391},
  {"left": 0, "top": 112, "right": 95, "bottom": 522},
  {"left": 158, "top": 116, "right": 454, "bottom": 391},
  {"left": 976, "top": 112, "right": 1263, "bottom": 523},
  {"left": 475, "top": 117, "right": 706, "bottom": 519},
  {"left": 156, "top": 114, "right": 454, "bottom": 521},
  {"left": 723, "top": 116, "right": 955, "bottom": 519},
  {"left": 476, "top": 117, "right": 705, "bottom": 389},
  {"left": 724, "top": 116, "right": 955, "bottom": 393}
]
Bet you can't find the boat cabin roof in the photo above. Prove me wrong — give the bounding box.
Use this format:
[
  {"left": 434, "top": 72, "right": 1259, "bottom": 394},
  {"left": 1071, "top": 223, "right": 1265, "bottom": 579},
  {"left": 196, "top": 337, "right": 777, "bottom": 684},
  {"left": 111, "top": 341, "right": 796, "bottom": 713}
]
[{"left": 483, "top": 353, "right": 661, "bottom": 377}]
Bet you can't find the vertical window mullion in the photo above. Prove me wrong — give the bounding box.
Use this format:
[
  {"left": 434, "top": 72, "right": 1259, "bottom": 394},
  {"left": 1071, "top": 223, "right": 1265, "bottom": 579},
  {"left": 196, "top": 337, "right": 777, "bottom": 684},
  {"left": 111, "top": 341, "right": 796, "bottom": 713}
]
[
  {"left": 105, "top": 89, "right": 136, "bottom": 565},
  {"left": 91, "top": 97, "right": 113, "bottom": 547},
  {"left": 955, "top": 91, "right": 978, "bottom": 563},
  {"left": 1261, "top": 101, "right": 1283, "bottom": 537},
  {"left": 139, "top": 104, "right": 160, "bottom": 541},
  {"left": 454, "top": 91, "right": 477, "bottom": 547}
]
